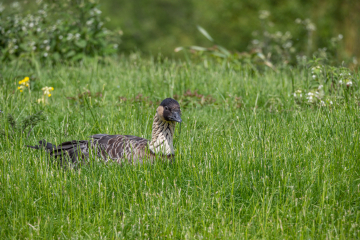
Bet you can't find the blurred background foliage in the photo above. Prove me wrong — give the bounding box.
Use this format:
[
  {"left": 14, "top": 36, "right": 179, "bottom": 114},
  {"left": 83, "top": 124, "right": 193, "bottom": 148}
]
[
  {"left": 102, "top": 0, "right": 359, "bottom": 65},
  {"left": 0, "top": 0, "right": 121, "bottom": 63},
  {"left": 0, "top": 0, "right": 359, "bottom": 66}
]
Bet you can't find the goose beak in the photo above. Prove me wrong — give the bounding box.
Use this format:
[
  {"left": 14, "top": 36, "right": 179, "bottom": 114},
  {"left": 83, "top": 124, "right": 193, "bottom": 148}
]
[{"left": 169, "top": 111, "right": 182, "bottom": 123}]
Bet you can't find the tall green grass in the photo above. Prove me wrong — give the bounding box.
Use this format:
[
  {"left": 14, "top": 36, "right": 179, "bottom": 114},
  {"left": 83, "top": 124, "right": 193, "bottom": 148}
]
[{"left": 0, "top": 57, "right": 359, "bottom": 239}]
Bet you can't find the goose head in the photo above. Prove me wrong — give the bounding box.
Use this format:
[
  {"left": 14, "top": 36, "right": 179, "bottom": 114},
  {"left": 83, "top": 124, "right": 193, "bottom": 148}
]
[{"left": 156, "top": 98, "right": 182, "bottom": 123}]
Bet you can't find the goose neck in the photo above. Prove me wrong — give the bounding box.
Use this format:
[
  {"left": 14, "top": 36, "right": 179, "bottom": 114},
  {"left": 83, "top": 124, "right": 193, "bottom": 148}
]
[{"left": 149, "top": 114, "right": 175, "bottom": 155}]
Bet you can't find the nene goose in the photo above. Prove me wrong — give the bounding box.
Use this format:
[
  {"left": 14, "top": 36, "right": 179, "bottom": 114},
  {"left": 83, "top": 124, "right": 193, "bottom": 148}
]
[{"left": 28, "top": 98, "right": 182, "bottom": 166}]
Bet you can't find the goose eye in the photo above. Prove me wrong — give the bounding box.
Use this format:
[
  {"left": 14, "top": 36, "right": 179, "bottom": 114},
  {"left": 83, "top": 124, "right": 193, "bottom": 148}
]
[{"left": 164, "top": 106, "right": 169, "bottom": 110}]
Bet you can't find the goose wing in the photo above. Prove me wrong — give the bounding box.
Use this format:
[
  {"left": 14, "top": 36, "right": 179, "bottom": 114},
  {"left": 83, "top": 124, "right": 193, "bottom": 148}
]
[{"left": 90, "top": 134, "right": 149, "bottom": 163}]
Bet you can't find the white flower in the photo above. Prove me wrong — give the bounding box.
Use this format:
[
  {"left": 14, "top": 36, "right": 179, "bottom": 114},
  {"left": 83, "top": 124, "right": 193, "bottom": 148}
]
[
  {"left": 259, "top": 10, "right": 270, "bottom": 20},
  {"left": 86, "top": 19, "right": 94, "bottom": 25},
  {"left": 11, "top": 2, "right": 20, "bottom": 9},
  {"left": 346, "top": 81, "right": 353, "bottom": 87},
  {"left": 338, "top": 34, "right": 343, "bottom": 40},
  {"left": 312, "top": 75, "right": 316, "bottom": 79},
  {"left": 46, "top": 46, "right": 50, "bottom": 51},
  {"left": 75, "top": 33, "right": 81, "bottom": 39},
  {"left": 320, "top": 101, "right": 325, "bottom": 106},
  {"left": 113, "top": 44, "right": 118, "bottom": 49},
  {"left": 306, "top": 23, "right": 316, "bottom": 31},
  {"left": 59, "top": 35, "right": 63, "bottom": 40},
  {"left": 329, "top": 101, "right": 333, "bottom": 105},
  {"left": 43, "top": 40, "right": 49, "bottom": 44},
  {"left": 318, "top": 85, "right": 323, "bottom": 90},
  {"left": 43, "top": 52, "right": 48, "bottom": 57},
  {"left": 29, "top": 22, "right": 34, "bottom": 28},
  {"left": 94, "top": 8, "right": 102, "bottom": 15},
  {"left": 67, "top": 33, "right": 73, "bottom": 40},
  {"left": 307, "top": 92, "right": 314, "bottom": 96},
  {"left": 32, "top": 46, "right": 37, "bottom": 51},
  {"left": 339, "top": 80, "right": 343, "bottom": 84},
  {"left": 41, "top": 86, "right": 54, "bottom": 95},
  {"left": 294, "top": 90, "right": 303, "bottom": 98},
  {"left": 37, "top": 28, "right": 41, "bottom": 32},
  {"left": 14, "top": 45, "right": 18, "bottom": 49}
]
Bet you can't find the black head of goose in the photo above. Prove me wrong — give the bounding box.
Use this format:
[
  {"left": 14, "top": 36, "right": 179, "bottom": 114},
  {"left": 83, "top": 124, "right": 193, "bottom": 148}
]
[{"left": 27, "top": 98, "right": 182, "bottom": 166}]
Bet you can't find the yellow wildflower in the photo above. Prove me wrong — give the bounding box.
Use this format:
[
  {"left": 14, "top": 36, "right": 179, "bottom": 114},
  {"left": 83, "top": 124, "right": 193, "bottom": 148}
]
[
  {"left": 18, "top": 77, "right": 30, "bottom": 92},
  {"left": 38, "top": 86, "right": 54, "bottom": 105},
  {"left": 41, "top": 86, "right": 54, "bottom": 95}
]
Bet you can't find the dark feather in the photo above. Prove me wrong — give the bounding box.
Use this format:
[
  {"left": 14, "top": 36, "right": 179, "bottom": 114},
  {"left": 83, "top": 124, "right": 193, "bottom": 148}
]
[{"left": 27, "top": 134, "right": 152, "bottom": 166}]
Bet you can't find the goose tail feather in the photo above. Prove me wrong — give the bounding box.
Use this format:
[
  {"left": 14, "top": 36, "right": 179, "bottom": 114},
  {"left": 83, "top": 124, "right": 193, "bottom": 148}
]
[
  {"left": 27, "top": 139, "right": 89, "bottom": 168},
  {"left": 27, "top": 139, "right": 56, "bottom": 152}
]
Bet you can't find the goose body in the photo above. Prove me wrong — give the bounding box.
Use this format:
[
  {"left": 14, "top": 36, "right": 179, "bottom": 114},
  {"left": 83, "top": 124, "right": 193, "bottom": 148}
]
[{"left": 28, "top": 98, "right": 182, "bottom": 166}]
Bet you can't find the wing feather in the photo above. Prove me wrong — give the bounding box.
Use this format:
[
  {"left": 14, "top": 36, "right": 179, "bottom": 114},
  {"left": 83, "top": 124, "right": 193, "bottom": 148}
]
[{"left": 89, "top": 134, "right": 149, "bottom": 164}]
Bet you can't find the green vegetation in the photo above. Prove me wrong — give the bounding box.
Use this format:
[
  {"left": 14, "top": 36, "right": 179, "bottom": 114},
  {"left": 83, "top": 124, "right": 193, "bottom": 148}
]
[
  {"left": 1, "top": 0, "right": 359, "bottom": 65},
  {"left": 1, "top": 57, "right": 359, "bottom": 238},
  {"left": 1, "top": 0, "right": 358, "bottom": 238},
  {"left": 0, "top": 1, "right": 121, "bottom": 62},
  {"left": 100, "top": 0, "right": 359, "bottom": 62}
]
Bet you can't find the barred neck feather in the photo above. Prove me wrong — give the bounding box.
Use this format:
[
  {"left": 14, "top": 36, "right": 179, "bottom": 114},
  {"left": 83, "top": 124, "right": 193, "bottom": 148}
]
[{"left": 149, "top": 113, "right": 175, "bottom": 155}]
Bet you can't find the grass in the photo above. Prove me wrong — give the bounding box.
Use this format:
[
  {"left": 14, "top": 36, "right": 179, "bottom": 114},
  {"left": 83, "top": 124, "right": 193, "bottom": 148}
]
[{"left": 0, "top": 57, "right": 359, "bottom": 239}]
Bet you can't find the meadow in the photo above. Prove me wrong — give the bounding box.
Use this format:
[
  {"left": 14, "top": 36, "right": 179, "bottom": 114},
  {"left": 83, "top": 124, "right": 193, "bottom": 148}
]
[{"left": 0, "top": 57, "right": 359, "bottom": 239}]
